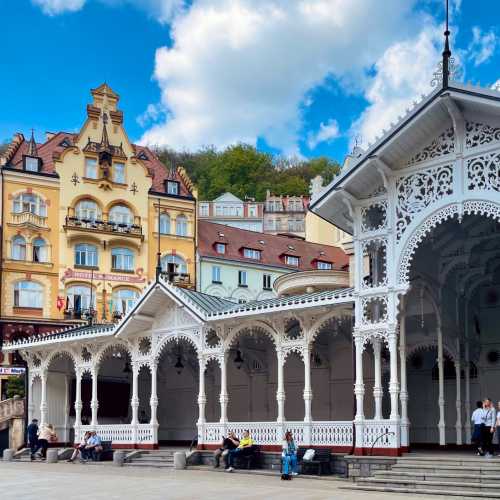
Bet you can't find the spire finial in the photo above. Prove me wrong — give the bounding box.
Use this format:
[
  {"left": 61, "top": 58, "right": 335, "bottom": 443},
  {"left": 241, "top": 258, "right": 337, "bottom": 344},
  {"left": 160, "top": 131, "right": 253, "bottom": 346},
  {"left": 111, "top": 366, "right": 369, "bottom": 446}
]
[
  {"left": 442, "top": 0, "right": 451, "bottom": 88},
  {"left": 26, "top": 129, "right": 38, "bottom": 157}
]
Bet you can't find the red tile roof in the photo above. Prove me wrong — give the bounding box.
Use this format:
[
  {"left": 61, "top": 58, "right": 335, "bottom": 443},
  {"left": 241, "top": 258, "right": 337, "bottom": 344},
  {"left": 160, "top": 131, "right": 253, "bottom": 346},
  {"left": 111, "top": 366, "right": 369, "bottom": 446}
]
[
  {"left": 2, "top": 133, "right": 193, "bottom": 198},
  {"left": 198, "top": 221, "right": 349, "bottom": 271}
]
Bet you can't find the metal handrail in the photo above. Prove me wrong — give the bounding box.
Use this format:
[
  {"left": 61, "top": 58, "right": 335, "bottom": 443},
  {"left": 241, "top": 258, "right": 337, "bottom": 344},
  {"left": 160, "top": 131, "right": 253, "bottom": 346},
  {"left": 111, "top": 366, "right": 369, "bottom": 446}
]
[{"left": 369, "top": 431, "right": 395, "bottom": 455}]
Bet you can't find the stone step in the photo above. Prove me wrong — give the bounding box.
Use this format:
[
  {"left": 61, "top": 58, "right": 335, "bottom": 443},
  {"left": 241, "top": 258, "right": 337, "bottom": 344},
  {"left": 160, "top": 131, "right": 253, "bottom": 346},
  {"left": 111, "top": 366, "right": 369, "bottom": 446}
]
[
  {"left": 123, "top": 461, "right": 174, "bottom": 468},
  {"left": 356, "top": 477, "right": 500, "bottom": 494},
  {"left": 133, "top": 456, "right": 174, "bottom": 462},
  {"left": 397, "top": 457, "right": 500, "bottom": 466},
  {"left": 340, "top": 484, "right": 500, "bottom": 499},
  {"left": 393, "top": 463, "right": 500, "bottom": 473},
  {"left": 373, "top": 470, "right": 500, "bottom": 484}
]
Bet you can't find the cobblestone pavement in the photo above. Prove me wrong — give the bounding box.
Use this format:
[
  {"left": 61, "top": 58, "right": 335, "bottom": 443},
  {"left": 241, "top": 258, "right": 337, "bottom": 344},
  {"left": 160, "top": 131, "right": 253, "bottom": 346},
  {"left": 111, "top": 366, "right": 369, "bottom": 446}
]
[{"left": 0, "top": 462, "right": 438, "bottom": 500}]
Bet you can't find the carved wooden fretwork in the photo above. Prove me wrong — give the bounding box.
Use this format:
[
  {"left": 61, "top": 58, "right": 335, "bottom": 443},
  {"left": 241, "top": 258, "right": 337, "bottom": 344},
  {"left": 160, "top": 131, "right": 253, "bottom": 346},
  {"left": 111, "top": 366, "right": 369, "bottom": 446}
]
[
  {"left": 406, "top": 127, "right": 454, "bottom": 166},
  {"left": 467, "top": 152, "right": 500, "bottom": 192},
  {"left": 465, "top": 122, "right": 500, "bottom": 149},
  {"left": 396, "top": 165, "right": 453, "bottom": 241}
]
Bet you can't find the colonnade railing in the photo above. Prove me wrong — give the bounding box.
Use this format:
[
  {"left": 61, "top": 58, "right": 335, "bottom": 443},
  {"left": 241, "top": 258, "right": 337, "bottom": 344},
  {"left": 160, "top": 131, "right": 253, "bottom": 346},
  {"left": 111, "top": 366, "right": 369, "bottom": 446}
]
[
  {"left": 200, "top": 421, "right": 354, "bottom": 447},
  {"left": 75, "top": 423, "right": 157, "bottom": 445}
]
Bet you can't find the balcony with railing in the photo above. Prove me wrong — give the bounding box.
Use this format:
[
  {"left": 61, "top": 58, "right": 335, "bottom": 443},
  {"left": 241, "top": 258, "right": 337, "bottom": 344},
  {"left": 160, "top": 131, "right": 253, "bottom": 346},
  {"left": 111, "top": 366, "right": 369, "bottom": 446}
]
[
  {"left": 64, "top": 208, "right": 143, "bottom": 239},
  {"left": 10, "top": 211, "right": 48, "bottom": 229},
  {"left": 159, "top": 271, "right": 192, "bottom": 288}
]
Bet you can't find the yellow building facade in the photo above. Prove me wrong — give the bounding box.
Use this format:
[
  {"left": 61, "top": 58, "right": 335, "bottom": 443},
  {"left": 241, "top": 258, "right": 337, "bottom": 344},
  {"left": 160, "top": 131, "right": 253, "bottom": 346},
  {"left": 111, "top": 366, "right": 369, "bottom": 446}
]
[{"left": 0, "top": 84, "right": 196, "bottom": 351}]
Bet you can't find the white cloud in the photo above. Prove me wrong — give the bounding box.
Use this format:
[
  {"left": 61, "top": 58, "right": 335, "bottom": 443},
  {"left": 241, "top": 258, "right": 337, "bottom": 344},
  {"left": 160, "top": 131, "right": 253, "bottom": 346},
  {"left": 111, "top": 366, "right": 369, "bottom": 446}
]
[
  {"left": 140, "top": 0, "right": 420, "bottom": 154},
  {"left": 33, "top": 0, "right": 184, "bottom": 22},
  {"left": 352, "top": 25, "right": 442, "bottom": 148},
  {"left": 32, "top": 0, "right": 85, "bottom": 15},
  {"left": 136, "top": 103, "right": 166, "bottom": 127},
  {"left": 468, "top": 26, "right": 498, "bottom": 67},
  {"left": 307, "top": 119, "right": 340, "bottom": 149}
]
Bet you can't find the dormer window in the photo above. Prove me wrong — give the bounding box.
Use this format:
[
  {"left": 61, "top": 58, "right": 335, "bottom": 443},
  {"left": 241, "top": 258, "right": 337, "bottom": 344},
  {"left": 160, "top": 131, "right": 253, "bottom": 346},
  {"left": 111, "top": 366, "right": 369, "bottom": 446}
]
[
  {"left": 317, "top": 261, "right": 332, "bottom": 270},
  {"left": 59, "top": 139, "right": 71, "bottom": 148},
  {"left": 137, "top": 151, "right": 149, "bottom": 161},
  {"left": 24, "top": 156, "right": 40, "bottom": 172},
  {"left": 215, "top": 243, "right": 226, "bottom": 254},
  {"left": 243, "top": 248, "right": 261, "bottom": 260},
  {"left": 285, "top": 255, "right": 299, "bottom": 267},
  {"left": 166, "top": 180, "right": 180, "bottom": 195}
]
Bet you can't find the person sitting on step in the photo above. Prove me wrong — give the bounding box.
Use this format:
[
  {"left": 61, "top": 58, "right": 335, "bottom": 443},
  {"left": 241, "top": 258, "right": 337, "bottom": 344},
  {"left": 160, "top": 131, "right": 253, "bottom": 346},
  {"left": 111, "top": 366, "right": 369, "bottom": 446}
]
[
  {"left": 83, "top": 431, "right": 103, "bottom": 461},
  {"left": 214, "top": 432, "right": 239, "bottom": 469},
  {"left": 67, "top": 431, "right": 91, "bottom": 463}
]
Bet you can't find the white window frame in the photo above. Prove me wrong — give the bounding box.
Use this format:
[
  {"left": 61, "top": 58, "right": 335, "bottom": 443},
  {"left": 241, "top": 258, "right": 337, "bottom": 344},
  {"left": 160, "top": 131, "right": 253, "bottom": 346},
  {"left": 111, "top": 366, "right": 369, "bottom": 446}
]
[
  {"left": 75, "top": 199, "right": 100, "bottom": 221},
  {"left": 238, "top": 270, "right": 248, "bottom": 287},
  {"left": 159, "top": 213, "right": 170, "bottom": 234},
  {"left": 111, "top": 247, "right": 134, "bottom": 271},
  {"left": 212, "top": 266, "right": 221, "bottom": 283},
  {"left": 32, "top": 237, "right": 48, "bottom": 263},
  {"left": 85, "top": 157, "right": 98, "bottom": 179},
  {"left": 14, "top": 281, "right": 43, "bottom": 308},
  {"left": 109, "top": 205, "right": 133, "bottom": 226},
  {"left": 25, "top": 157, "right": 39, "bottom": 172},
  {"left": 167, "top": 181, "right": 179, "bottom": 195},
  {"left": 112, "top": 288, "right": 139, "bottom": 315},
  {"left": 75, "top": 243, "right": 98, "bottom": 267},
  {"left": 317, "top": 261, "right": 332, "bottom": 270},
  {"left": 176, "top": 215, "right": 188, "bottom": 236},
  {"left": 13, "top": 193, "right": 47, "bottom": 217},
  {"left": 285, "top": 255, "right": 299, "bottom": 267},
  {"left": 113, "top": 162, "right": 126, "bottom": 183},
  {"left": 243, "top": 248, "right": 261, "bottom": 260},
  {"left": 11, "top": 235, "right": 26, "bottom": 261},
  {"left": 199, "top": 203, "right": 209, "bottom": 217},
  {"left": 215, "top": 243, "right": 226, "bottom": 254}
]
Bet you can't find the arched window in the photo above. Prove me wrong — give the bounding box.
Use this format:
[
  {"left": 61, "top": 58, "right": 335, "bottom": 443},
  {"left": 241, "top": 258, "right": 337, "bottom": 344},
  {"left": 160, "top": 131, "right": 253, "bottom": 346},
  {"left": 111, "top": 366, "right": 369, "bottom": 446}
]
[
  {"left": 176, "top": 215, "right": 188, "bottom": 236},
  {"left": 32, "top": 237, "right": 48, "bottom": 263},
  {"left": 66, "top": 285, "right": 95, "bottom": 314},
  {"left": 159, "top": 213, "right": 170, "bottom": 234},
  {"left": 75, "top": 199, "right": 101, "bottom": 221},
  {"left": 11, "top": 235, "right": 26, "bottom": 261},
  {"left": 14, "top": 281, "right": 43, "bottom": 308},
  {"left": 13, "top": 193, "right": 47, "bottom": 217},
  {"left": 109, "top": 205, "right": 133, "bottom": 226},
  {"left": 112, "top": 288, "right": 139, "bottom": 316},
  {"left": 75, "top": 243, "right": 98, "bottom": 267},
  {"left": 161, "top": 254, "right": 188, "bottom": 275},
  {"left": 111, "top": 247, "right": 134, "bottom": 271}
]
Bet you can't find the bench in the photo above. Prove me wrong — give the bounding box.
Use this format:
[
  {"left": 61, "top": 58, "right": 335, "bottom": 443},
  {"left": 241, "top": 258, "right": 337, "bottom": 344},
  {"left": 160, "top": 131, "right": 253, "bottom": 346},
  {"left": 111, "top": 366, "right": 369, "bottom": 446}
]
[
  {"left": 233, "top": 445, "right": 261, "bottom": 469},
  {"left": 89, "top": 441, "right": 113, "bottom": 461},
  {"left": 297, "top": 447, "right": 331, "bottom": 476}
]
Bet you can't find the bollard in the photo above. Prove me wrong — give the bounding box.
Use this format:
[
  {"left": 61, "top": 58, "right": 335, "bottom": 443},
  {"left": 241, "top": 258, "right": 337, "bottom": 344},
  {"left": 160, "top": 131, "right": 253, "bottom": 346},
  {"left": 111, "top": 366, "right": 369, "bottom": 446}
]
[
  {"left": 173, "top": 451, "right": 186, "bottom": 470},
  {"left": 46, "top": 448, "right": 59, "bottom": 463},
  {"left": 3, "top": 449, "right": 14, "bottom": 462},
  {"left": 113, "top": 450, "right": 126, "bottom": 467}
]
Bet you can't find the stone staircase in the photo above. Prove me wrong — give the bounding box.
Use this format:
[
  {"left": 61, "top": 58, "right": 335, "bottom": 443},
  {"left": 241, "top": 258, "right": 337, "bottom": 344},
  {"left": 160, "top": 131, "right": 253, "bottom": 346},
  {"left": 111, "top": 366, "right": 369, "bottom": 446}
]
[
  {"left": 340, "top": 455, "right": 500, "bottom": 498},
  {"left": 124, "top": 449, "right": 182, "bottom": 468}
]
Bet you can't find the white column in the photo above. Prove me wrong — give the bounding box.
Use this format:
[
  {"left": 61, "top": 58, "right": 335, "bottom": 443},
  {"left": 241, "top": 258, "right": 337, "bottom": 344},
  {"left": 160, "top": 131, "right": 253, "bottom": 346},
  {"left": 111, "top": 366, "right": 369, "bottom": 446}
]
[
  {"left": 276, "top": 348, "right": 285, "bottom": 423},
  {"left": 219, "top": 352, "right": 228, "bottom": 423},
  {"left": 90, "top": 366, "right": 99, "bottom": 427},
  {"left": 455, "top": 340, "right": 463, "bottom": 445},
  {"left": 373, "top": 339, "right": 383, "bottom": 420},
  {"left": 74, "top": 369, "right": 82, "bottom": 433},
  {"left": 303, "top": 344, "right": 312, "bottom": 422},
  {"left": 40, "top": 369, "right": 48, "bottom": 427},
  {"left": 149, "top": 360, "right": 159, "bottom": 445},
  {"left": 354, "top": 335, "right": 365, "bottom": 421},
  {"left": 64, "top": 375, "right": 70, "bottom": 442},
  {"left": 465, "top": 340, "right": 471, "bottom": 444},
  {"left": 399, "top": 310, "right": 409, "bottom": 448},
  {"left": 131, "top": 362, "right": 139, "bottom": 445},
  {"left": 197, "top": 358, "right": 207, "bottom": 425},
  {"left": 437, "top": 323, "right": 446, "bottom": 446},
  {"left": 27, "top": 375, "right": 35, "bottom": 423},
  {"left": 388, "top": 332, "right": 400, "bottom": 420}
]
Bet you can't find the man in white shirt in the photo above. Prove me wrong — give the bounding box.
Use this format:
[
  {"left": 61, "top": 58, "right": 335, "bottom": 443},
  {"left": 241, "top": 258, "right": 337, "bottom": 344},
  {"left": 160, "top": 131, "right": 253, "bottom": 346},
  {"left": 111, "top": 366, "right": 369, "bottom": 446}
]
[{"left": 471, "top": 401, "right": 485, "bottom": 455}]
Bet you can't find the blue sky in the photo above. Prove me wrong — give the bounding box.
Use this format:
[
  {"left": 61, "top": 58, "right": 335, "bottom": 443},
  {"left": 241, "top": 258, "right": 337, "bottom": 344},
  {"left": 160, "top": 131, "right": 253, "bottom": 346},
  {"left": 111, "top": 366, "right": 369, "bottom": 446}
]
[{"left": 1, "top": 0, "right": 500, "bottom": 162}]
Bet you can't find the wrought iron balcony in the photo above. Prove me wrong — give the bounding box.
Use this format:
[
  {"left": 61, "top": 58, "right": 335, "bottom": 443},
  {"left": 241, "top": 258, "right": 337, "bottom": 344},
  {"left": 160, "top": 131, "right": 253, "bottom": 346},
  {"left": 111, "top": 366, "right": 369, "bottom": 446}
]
[{"left": 64, "top": 209, "right": 142, "bottom": 238}]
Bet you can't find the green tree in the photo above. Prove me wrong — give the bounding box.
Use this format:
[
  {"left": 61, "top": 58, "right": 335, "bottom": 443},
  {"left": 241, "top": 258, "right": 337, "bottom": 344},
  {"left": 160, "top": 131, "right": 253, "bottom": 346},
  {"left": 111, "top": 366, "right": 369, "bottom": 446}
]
[{"left": 5, "top": 376, "right": 25, "bottom": 398}]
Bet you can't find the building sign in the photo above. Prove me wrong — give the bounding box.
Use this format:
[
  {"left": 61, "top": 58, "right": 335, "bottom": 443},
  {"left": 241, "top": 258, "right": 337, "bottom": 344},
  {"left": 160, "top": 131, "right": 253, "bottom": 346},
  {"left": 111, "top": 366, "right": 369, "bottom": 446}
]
[
  {"left": 62, "top": 268, "right": 146, "bottom": 284},
  {"left": 0, "top": 366, "right": 26, "bottom": 376}
]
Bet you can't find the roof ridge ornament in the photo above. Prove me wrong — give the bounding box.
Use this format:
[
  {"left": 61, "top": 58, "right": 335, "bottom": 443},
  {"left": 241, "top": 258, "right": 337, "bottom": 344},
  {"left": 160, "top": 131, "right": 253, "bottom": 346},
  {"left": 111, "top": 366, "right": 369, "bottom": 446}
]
[
  {"left": 26, "top": 129, "right": 38, "bottom": 157},
  {"left": 431, "top": 0, "right": 461, "bottom": 89}
]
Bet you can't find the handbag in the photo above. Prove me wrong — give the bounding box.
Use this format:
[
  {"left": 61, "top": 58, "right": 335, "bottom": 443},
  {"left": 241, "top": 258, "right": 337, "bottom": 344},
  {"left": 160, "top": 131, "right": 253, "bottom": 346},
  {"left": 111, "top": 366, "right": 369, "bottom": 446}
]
[{"left": 303, "top": 448, "right": 315, "bottom": 461}]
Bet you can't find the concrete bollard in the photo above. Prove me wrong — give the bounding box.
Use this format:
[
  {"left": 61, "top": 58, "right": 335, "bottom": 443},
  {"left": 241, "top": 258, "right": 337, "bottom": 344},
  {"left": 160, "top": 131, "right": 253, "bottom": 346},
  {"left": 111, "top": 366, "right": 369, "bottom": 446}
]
[
  {"left": 174, "top": 451, "right": 186, "bottom": 470},
  {"left": 46, "top": 448, "right": 59, "bottom": 463},
  {"left": 113, "top": 450, "right": 126, "bottom": 467},
  {"left": 3, "top": 449, "right": 14, "bottom": 462}
]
